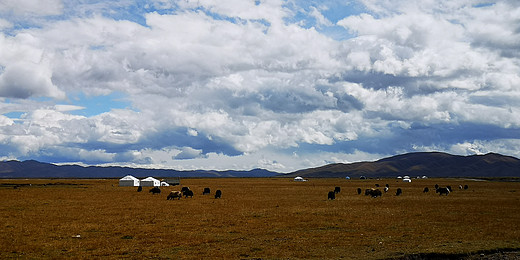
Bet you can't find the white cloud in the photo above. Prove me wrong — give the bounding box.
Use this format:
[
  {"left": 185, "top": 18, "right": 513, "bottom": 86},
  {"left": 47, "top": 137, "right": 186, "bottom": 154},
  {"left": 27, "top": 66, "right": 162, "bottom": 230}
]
[
  {"left": 0, "top": 1, "right": 519, "bottom": 172},
  {"left": 174, "top": 147, "right": 205, "bottom": 160},
  {"left": 0, "top": 0, "right": 63, "bottom": 16},
  {"left": 0, "top": 61, "right": 65, "bottom": 99}
]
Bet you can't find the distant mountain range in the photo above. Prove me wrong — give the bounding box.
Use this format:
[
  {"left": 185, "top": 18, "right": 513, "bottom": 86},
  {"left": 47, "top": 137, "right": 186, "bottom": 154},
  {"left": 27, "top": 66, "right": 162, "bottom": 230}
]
[
  {"left": 1, "top": 152, "right": 519, "bottom": 179},
  {"left": 286, "top": 152, "right": 520, "bottom": 178},
  {"left": 0, "top": 160, "right": 280, "bottom": 178}
]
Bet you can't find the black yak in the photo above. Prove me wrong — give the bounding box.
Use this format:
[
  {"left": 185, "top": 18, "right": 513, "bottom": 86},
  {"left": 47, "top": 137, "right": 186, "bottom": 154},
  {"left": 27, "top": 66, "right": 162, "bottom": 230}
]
[
  {"left": 365, "top": 188, "right": 382, "bottom": 198},
  {"left": 214, "top": 189, "right": 222, "bottom": 199},
  {"left": 328, "top": 191, "right": 336, "bottom": 200},
  {"left": 184, "top": 189, "right": 194, "bottom": 198},
  {"left": 395, "top": 188, "right": 402, "bottom": 196},
  {"left": 423, "top": 187, "right": 429, "bottom": 193},
  {"left": 215, "top": 190, "right": 222, "bottom": 199},
  {"left": 357, "top": 188, "right": 362, "bottom": 195},
  {"left": 181, "top": 187, "right": 191, "bottom": 197},
  {"left": 149, "top": 187, "right": 161, "bottom": 194},
  {"left": 203, "top": 187, "right": 211, "bottom": 195},
  {"left": 334, "top": 187, "right": 341, "bottom": 194},
  {"left": 436, "top": 187, "right": 450, "bottom": 196},
  {"left": 137, "top": 186, "right": 142, "bottom": 192}
]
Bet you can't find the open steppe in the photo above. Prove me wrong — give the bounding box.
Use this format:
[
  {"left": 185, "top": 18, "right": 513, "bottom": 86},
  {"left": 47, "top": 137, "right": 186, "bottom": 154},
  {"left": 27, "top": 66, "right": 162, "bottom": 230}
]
[{"left": 1, "top": 178, "right": 519, "bottom": 259}]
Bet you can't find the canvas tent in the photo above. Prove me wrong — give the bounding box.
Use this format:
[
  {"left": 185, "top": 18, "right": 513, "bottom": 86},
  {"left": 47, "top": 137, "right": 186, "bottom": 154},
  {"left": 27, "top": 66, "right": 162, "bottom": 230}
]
[
  {"left": 294, "top": 176, "right": 307, "bottom": 182},
  {"left": 140, "top": 177, "right": 161, "bottom": 187},
  {"left": 119, "top": 175, "right": 140, "bottom": 187},
  {"left": 160, "top": 181, "right": 170, "bottom": 186}
]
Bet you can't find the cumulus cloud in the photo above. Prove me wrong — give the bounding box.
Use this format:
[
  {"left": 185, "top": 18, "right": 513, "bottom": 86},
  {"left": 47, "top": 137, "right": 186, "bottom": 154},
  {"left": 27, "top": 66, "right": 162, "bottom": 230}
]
[
  {"left": 0, "top": 61, "right": 65, "bottom": 99},
  {"left": 174, "top": 147, "right": 205, "bottom": 160},
  {"left": 0, "top": 0, "right": 518, "bottom": 172},
  {"left": 0, "top": 0, "right": 63, "bottom": 16}
]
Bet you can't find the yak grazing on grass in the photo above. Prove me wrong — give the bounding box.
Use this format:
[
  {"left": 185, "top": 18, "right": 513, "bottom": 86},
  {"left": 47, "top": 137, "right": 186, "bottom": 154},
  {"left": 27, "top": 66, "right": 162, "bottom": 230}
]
[
  {"left": 436, "top": 187, "right": 450, "bottom": 196},
  {"left": 203, "top": 187, "right": 211, "bottom": 195},
  {"left": 149, "top": 187, "right": 161, "bottom": 195},
  {"left": 184, "top": 189, "right": 194, "bottom": 198},
  {"left": 214, "top": 190, "right": 222, "bottom": 199},
  {"left": 328, "top": 191, "right": 336, "bottom": 200},
  {"left": 365, "top": 188, "right": 382, "bottom": 198},
  {"left": 167, "top": 191, "right": 182, "bottom": 200},
  {"left": 395, "top": 188, "right": 402, "bottom": 196},
  {"left": 357, "top": 188, "right": 362, "bottom": 195},
  {"left": 334, "top": 187, "right": 341, "bottom": 194},
  {"left": 423, "top": 187, "right": 429, "bottom": 193}
]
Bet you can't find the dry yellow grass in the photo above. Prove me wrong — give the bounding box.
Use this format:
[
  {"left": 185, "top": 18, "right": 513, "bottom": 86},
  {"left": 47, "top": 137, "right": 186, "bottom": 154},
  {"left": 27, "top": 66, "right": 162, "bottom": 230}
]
[{"left": 1, "top": 178, "right": 519, "bottom": 259}]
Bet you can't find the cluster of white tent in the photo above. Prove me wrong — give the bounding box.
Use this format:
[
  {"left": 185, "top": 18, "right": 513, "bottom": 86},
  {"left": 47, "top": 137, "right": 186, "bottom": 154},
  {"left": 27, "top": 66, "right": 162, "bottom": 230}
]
[
  {"left": 118, "top": 175, "right": 170, "bottom": 187},
  {"left": 396, "top": 175, "right": 428, "bottom": 182},
  {"left": 293, "top": 176, "right": 307, "bottom": 182}
]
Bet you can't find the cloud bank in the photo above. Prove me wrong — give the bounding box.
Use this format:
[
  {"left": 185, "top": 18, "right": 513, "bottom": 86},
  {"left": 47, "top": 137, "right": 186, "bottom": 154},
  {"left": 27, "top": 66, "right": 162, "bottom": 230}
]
[{"left": 0, "top": 0, "right": 519, "bottom": 172}]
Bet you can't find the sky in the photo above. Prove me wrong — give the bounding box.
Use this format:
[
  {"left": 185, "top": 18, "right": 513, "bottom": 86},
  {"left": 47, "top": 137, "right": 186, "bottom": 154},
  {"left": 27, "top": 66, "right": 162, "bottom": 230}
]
[{"left": 0, "top": 0, "right": 519, "bottom": 173}]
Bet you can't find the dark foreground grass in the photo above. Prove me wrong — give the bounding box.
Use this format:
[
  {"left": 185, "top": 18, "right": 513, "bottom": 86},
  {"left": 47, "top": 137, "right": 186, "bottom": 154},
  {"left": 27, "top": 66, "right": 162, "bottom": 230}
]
[{"left": 0, "top": 178, "right": 519, "bottom": 259}]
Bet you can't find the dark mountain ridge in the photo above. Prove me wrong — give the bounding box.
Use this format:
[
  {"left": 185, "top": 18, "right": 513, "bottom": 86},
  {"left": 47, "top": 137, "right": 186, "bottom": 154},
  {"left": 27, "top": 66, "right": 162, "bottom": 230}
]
[
  {"left": 2, "top": 152, "right": 519, "bottom": 179},
  {"left": 285, "top": 152, "right": 520, "bottom": 178},
  {"left": 0, "top": 160, "right": 280, "bottom": 178}
]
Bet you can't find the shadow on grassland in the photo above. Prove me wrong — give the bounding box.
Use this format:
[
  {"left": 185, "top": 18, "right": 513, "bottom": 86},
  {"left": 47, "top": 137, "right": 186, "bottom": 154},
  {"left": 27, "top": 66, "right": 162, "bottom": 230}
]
[{"left": 387, "top": 247, "right": 520, "bottom": 260}]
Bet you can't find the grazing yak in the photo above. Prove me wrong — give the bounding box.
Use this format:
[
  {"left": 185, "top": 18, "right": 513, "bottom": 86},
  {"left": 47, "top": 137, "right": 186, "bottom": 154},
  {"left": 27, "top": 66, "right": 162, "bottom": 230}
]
[
  {"left": 328, "top": 191, "right": 336, "bottom": 200},
  {"left": 365, "top": 188, "right": 382, "bottom": 198},
  {"left": 184, "top": 189, "right": 194, "bottom": 198},
  {"left": 214, "top": 189, "right": 222, "bottom": 199},
  {"left": 149, "top": 187, "right": 161, "bottom": 194},
  {"left": 334, "top": 187, "right": 341, "bottom": 194},
  {"left": 167, "top": 191, "right": 182, "bottom": 200},
  {"left": 384, "top": 186, "right": 389, "bottom": 193},
  {"left": 395, "top": 188, "right": 402, "bottom": 196},
  {"left": 137, "top": 186, "right": 142, "bottom": 192},
  {"left": 447, "top": 186, "right": 452, "bottom": 192},
  {"left": 436, "top": 187, "right": 450, "bottom": 196},
  {"left": 181, "top": 187, "right": 191, "bottom": 197},
  {"left": 464, "top": 185, "right": 469, "bottom": 190},
  {"left": 357, "top": 188, "right": 362, "bottom": 195},
  {"left": 423, "top": 187, "right": 429, "bottom": 193},
  {"left": 203, "top": 187, "right": 211, "bottom": 195}
]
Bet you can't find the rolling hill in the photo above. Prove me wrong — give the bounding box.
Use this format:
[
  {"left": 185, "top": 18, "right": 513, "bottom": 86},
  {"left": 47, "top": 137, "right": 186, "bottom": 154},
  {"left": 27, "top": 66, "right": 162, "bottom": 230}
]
[
  {"left": 1, "top": 152, "right": 519, "bottom": 179},
  {"left": 285, "top": 152, "right": 520, "bottom": 178},
  {"left": 0, "top": 160, "right": 280, "bottom": 178}
]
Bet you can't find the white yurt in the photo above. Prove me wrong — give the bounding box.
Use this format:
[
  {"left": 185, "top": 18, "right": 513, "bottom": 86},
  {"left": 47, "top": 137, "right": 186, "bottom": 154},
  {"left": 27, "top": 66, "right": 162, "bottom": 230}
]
[
  {"left": 140, "top": 177, "right": 161, "bottom": 187},
  {"left": 160, "top": 181, "right": 170, "bottom": 186},
  {"left": 294, "top": 176, "right": 307, "bottom": 182},
  {"left": 403, "top": 178, "right": 412, "bottom": 183},
  {"left": 119, "top": 175, "right": 140, "bottom": 187}
]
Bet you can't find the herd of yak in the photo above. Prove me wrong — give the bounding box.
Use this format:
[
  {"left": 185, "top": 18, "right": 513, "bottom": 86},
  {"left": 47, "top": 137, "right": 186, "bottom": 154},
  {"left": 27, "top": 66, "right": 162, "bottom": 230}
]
[
  {"left": 327, "top": 183, "right": 469, "bottom": 200},
  {"left": 137, "top": 182, "right": 468, "bottom": 201},
  {"left": 138, "top": 185, "right": 222, "bottom": 200}
]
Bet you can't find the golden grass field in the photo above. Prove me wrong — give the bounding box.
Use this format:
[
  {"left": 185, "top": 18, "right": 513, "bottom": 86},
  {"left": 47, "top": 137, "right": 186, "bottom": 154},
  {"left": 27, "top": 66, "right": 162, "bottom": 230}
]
[{"left": 1, "top": 178, "right": 519, "bottom": 259}]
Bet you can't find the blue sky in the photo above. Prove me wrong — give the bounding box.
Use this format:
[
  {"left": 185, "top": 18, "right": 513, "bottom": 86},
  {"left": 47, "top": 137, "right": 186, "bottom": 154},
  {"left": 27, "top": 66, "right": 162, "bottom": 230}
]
[{"left": 0, "top": 0, "right": 519, "bottom": 173}]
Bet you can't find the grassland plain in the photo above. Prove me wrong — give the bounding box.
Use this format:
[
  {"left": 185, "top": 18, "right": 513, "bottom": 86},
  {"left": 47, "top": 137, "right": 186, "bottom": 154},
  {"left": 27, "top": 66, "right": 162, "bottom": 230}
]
[{"left": 0, "top": 178, "right": 519, "bottom": 259}]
